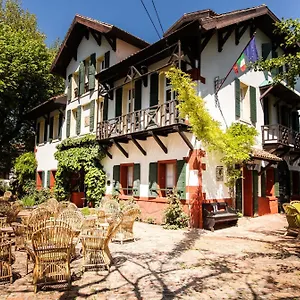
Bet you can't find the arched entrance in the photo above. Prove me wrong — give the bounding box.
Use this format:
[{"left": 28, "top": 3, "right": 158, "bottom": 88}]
[{"left": 277, "top": 159, "right": 290, "bottom": 211}]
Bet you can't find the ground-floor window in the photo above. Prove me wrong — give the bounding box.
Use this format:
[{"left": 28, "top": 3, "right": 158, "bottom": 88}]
[
  {"left": 120, "top": 164, "right": 134, "bottom": 195},
  {"left": 36, "top": 171, "right": 44, "bottom": 189},
  {"left": 158, "top": 160, "right": 176, "bottom": 197}
]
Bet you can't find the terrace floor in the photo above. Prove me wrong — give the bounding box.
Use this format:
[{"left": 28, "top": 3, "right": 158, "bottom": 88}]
[{"left": 1, "top": 213, "right": 299, "bottom": 300}]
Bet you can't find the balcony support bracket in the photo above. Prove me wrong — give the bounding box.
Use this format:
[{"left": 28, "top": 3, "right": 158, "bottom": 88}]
[
  {"left": 99, "top": 144, "right": 112, "bottom": 160},
  {"left": 175, "top": 126, "right": 193, "bottom": 151},
  {"left": 112, "top": 140, "right": 128, "bottom": 158},
  {"left": 129, "top": 135, "right": 147, "bottom": 156},
  {"left": 150, "top": 131, "right": 167, "bottom": 154}
]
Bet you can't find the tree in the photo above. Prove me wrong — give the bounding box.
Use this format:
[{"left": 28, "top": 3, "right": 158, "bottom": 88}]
[
  {"left": 0, "top": 0, "right": 64, "bottom": 172},
  {"left": 253, "top": 18, "right": 300, "bottom": 87}
]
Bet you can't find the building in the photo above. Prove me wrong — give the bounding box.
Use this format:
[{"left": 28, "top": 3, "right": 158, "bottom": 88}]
[{"left": 32, "top": 5, "right": 300, "bottom": 228}]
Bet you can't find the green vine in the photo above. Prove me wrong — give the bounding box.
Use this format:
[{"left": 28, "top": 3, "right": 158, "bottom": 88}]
[
  {"left": 166, "top": 67, "right": 258, "bottom": 197},
  {"left": 54, "top": 134, "right": 106, "bottom": 205}
]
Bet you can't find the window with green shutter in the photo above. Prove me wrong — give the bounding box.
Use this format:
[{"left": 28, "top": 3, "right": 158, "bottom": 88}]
[
  {"left": 89, "top": 100, "right": 95, "bottom": 132},
  {"left": 41, "top": 171, "right": 45, "bottom": 188},
  {"left": 58, "top": 113, "right": 63, "bottom": 140},
  {"left": 104, "top": 51, "right": 110, "bottom": 69},
  {"left": 134, "top": 80, "right": 142, "bottom": 111},
  {"left": 149, "top": 162, "right": 158, "bottom": 197},
  {"left": 113, "top": 165, "right": 120, "bottom": 192},
  {"left": 103, "top": 95, "right": 108, "bottom": 121},
  {"left": 176, "top": 160, "right": 186, "bottom": 199},
  {"left": 76, "top": 105, "right": 81, "bottom": 135},
  {"left": 44, "top": 117, "right": 48, "bottom": 143},
  {"left": 115, "top": 88, "right": 123, "bottom": 117},
  {"left": 250, "top": 86, "right": 257, "bottom": 124},
  {"left": 49, "top": 116, "right": 54, "bottom": 141},
  {"left": 150, "top": 73, "right": 159, "bottom": 107},
  {"left": 88, "top": 53, "right": 96, "bottom": 90},
  {"left": 78, "top": 61, "right": 85, "bottom": 96},
  {"left": 133, "top": 164, "right": 141, "bottom": 196},
  {"left": 235, "top": 78, "right": 241, "bottom": 118},
  {"left": 67, "top": 74, "right": 72, "bottom": 102},
  {"left": 36, "top": 122, "right": 40, "bottom": 145},
  {"left": 66, "top": 110, "right": 71, "bottom": 138},
  {"left": 47, "top": 170, "right": 51, "bottom": 188}
]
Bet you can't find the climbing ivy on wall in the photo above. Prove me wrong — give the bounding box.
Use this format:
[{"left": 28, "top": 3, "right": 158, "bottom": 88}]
[
  {"left": 54, "top": 134, "right": 106, "bottom": 205},
  {"left": 165, "top": 67, "right": 258, "bottom": 197}
]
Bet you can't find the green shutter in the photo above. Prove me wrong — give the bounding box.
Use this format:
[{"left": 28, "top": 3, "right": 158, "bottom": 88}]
[
  {"left": 176, "top": 160, "right": 186, "bottom": 199},
  {"left": 67, "top": 74, "right": 72, "bottom": 102},
  {"left": 88, "top": 53, "right": 96, "bottom": 90},
  {"left": 58, "top": 113, "right": 63, "bottom": 140},
  {"left": 78, "top": 61, "right": 85, "bottom": 96},
  {"left": 271, "top": 50, "right": 279, "bottom": 78},
  {"left": 274, "top": 168, "right": 279, "bottom": 197},
  {"left": 76, "top": 105, "right": 81, "bottom": 135},
  {"left": 262, "top": 43, "right": 272, "bottom": 60},
  {"left": 89, "top": 100, "right": 95, "bottom": 132},
  {"left": 103, "top": 95, "right": 108, "bottom": 121},
  {"left": 66, "top": 110, "right": 71, "bottom": 138},
  {"left": 36, "top": 122, "right": 40, "bottom": 145},
  {"left": 150, "top": 73, "right": 159, "bottom": 107},
  {"left": 133, "top": 163, "right": 141, "bottom": 196},
  {"left": 113, "top": 165, "right": 120, "bottom": 193},
  {"left": 104, "top": 51, "right": 110, "bottom": 69},
  {"left": 41, "top": 171, "right": 45, "bottom": 188},
  {"left": 261, "top": 172, "right": 266, "bottom": 197},
  {"left": 44, "top": 117, "right": 48, "bottom": 143},
  {"left": 149, "top": 162, "right": 158, "bottom": 197},
  {"left": 134, "top": 80, "right": 142, "bottom": 111},
  {"left": 47, "top": 170, "right": 51, "bottom": 188},
  {"left": 250, "top": 86, "right": 257, "bottom": 124},
  {"left": 49, "top": 116, "right": 54, "bottom": 141},
  {"left": 235, "top": 78, "right": 241, "bottom": 118},
  {"left": 115, "top": 88, "right": 123, "bottom": 117}
]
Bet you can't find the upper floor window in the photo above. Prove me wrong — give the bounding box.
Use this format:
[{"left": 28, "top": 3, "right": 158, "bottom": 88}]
[
  {"left": 36, "top": 120, "right": 45, "bottom": 145},
  {"left": 127, "top": 88, "right": 135, "bottom": 113},
  {"left": 71, "top": 109, "right": 77, "bottom": 136},
  {"left": 240, "top": 83, "right": 249, "bottom": 120},
  {"left": 165, "top": 78, "right": 176, "bottom": 102}
]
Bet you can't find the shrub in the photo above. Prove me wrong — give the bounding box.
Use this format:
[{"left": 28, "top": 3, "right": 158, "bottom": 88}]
[
  {"left": 0, "top": 180, "right": 9, "bottom": 195},
  {"left": 163, "top": 189, "right": 189, "bottom": 230},
  {"left": 21, "top": 194, "right": 36, "bottom": 207},
  {"left": 81, "top": 207, "right": 90, "bottom": 216}
]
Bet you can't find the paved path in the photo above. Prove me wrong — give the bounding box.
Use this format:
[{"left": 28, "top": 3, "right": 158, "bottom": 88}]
[{"left": 1, "top": 214, "right": 299, "bottom": 299}]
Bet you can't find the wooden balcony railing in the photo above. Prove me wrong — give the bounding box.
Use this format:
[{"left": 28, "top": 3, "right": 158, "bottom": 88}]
[
  {"left": 261, "top": 124, "right": 300, "bottom": 149},
  {"left": 97, "top": 100, "right": 185, "bottom": 141}
]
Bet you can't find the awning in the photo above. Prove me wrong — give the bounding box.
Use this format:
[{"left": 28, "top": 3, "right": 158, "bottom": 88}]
[
  {"left": 250, "top": 148, "right": 282, "bottom": 162},
  {"left": 26, "top": 94, "right": 67, "bottom": 120},
  {"left": 259, "top": 80, "right": 300, "bottom": 107}
]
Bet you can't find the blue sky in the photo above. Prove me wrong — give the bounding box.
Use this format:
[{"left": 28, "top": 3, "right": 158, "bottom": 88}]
[{"left": 21, "top": 0, "right": 300, "bottom": 46}]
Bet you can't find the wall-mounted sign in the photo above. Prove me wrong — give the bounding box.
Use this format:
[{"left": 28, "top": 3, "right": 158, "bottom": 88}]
[{"left": 216, "top": 166, "right": 224, "bottom": 181}]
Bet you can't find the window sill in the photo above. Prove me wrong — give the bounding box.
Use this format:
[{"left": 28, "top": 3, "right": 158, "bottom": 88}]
[
  {"left": 37, "top": 142, "right": 45, "bottom": 147},
  {"left": 70, "top": 89, "right": 95, "bottom": 102},
  {"left": 51, "top": 139, "right": 60, "bottom": 143}
]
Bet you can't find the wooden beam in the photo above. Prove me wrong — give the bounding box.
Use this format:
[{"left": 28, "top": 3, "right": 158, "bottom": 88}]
[
  {"left": 90, "top": 29, "right": 102, "bottom": 46},
  {"left": 200, "top": 30, "right": 214, "bottom": 53},
  {"left": 218, "top": 27, "right": 235, "bottom": 52},
  {"left": 235, "top": 23, "right": 248, "bottom": 45},
  {"left": 290, "top": 154, "right": 300, "bottom": 165},
  {"left": 84, "top": 28, "right": 89, "bottom": 40},
  {"left": 175, "top": 127, "right": 193, "bottom": 151},
  {"left": 112, "top": 140, "right": 128, "bottom": 158},
  {"left": 99, "top": 144, "right": 112, "bottom": 159},
  {"left": 130, "top": 136, "right": 146, "bottom": 156},
  {"left": 104, "top": 35, "right": 116, "bottom": 51},
  {"left": 150, "top": 131, "right": 167, "bottom": 154}
]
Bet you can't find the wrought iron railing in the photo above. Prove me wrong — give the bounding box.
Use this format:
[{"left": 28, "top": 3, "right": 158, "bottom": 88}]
[{"left": 97, "top": 100, "right": 185, "bottom": 140}]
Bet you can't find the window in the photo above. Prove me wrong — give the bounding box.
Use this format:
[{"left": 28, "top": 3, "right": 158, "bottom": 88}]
[
  {"left": 73, "top": 71, "right": 79, "bottom": 98},
  {"left": 127, "top": 88, "right": 135, "bottom": 113},
  {"left": 165, "top": 78, "right": 176, "bottom": 102},
  {"left": 158, "top": 160, "right": 176, "bottom": 197},
  {"left": 120, "top": 164, "right": 134, "bottom": 195},
  {"left": 37, "top": 120, "right": 45, "bottom": 145},
  {"left": 240, "top": 83, "right": 249, "bottom": 121},
  {"left": 50, "top": 170, "right": 56, "bottom": 189},
  {"left": 97, "top": 56, "right": 105, "bottom": 73},
  {"left": 82, "top": 104, "right": 90, "bottom": 133},
  {"left": 36, "top": 171, "right": 44, "bottom": 190},
  {"left": 71, "top": 109, "right": 77, "bottom": 136}
]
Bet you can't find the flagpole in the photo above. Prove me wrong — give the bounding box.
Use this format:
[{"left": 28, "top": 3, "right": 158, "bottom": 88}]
[{"left": 215, "top": 32, "right": 257, "bottom": 95}]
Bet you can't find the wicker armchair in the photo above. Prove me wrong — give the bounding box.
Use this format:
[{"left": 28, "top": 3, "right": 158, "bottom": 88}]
[
  {"left": 0, "top": 201, "right": 12, "bottom": 217},
  {"left": 39, "top": 198, "right": 59, "bottom": 218},
  {"left": 283, "top": 203, "right": 300, "bottom": 239},
  {"left": 81, "top": 213, "right": 123, "bottom": 271},
  {"left": 0, "top": 217, "right": 7, "bottom": 228},
  {"left": 12, "top": 223, "right": 26, "bottom": 251},
  {"left": 112, "top": 208, "right": 140, "bottom": 244},
  {"left": 57, "top": 201, "right": 78, "bottom": 214},
  {"left": 96, "top": 209, "right": 106, "bottom": 224},
  {"left": 32, "top": 225, "right": 74, "bottom": 293},
  {"left": 290, "top": 201, "right": 300, "bottom": 212},
  {"left": 6, "top": 201, "right": 23, "bottom": 224},
  {"left": 0, "top": 234, "right": 14, "bottom": 283}
]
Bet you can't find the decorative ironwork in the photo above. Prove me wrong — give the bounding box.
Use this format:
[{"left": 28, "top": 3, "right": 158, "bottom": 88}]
[{"left": 97, "top": 100, "right": 184, "bottom": 141}]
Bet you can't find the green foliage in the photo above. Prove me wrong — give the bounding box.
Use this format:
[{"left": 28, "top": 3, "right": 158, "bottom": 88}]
[
  {"left": 164, "top": 190, "right": 189, "bottom": 230},
  {"left": 0, "top": 0, "right": 64, "bottom": 172},
  {"left": 12, "top": 152, "right": 37, "bottom": 197},
  {"left": 146, "top": 217, "right": 156, "bottom": 224},
  {"left": 166, "top": 68, "right": 258, "bottom": 196},
  {"left": 20, "top": 187, "right": 52, "bottom": 206},
  {"left": 21, "top": 194, "right": 35, "bottom": 207},
  {"left": 252, "top": 18, "right": 300, "bottom": 87},
  {"left": 54, "top": 135, "right": 106, "bottom": 204},
  {"left": 0, "top": 180, "right": 9, "bottom": 195},
  {"left": 81, "top": 207, "right": 90, "bottom": 216}
]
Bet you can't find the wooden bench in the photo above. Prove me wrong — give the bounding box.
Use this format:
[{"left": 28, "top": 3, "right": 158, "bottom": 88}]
[{"left": 202, "top": 202, "right": 238, "bottom": 231}]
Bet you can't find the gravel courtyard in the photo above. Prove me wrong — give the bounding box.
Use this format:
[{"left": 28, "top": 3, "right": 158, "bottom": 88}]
[{"left": 1, "top": 213, "right": 299, "bottom": 300}]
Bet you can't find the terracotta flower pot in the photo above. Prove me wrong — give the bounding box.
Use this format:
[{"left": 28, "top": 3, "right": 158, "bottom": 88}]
[{"left": 71, "top": 192, "right": 85, "bottom": 208}]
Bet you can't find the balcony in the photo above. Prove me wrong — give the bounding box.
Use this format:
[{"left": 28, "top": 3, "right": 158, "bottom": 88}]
[
  {"left": 261, "top": 124, "right": 300, "bottom": 150},
  {"left": 96, "top": 100, "right": 187, "bottom": 142}
]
